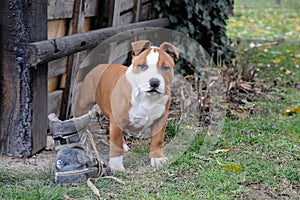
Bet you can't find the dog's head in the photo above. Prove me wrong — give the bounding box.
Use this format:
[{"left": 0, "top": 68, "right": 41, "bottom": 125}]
[{"left": 126, "top": 40, "right": 179, "bottom": 96}]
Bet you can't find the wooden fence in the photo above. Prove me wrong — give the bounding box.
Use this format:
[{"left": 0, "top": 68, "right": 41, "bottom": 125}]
[{"left": 0, "top": 0, "right": 169, "bottom": 157}]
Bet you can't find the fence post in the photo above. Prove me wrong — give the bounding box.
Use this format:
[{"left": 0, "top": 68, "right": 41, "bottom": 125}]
[{"left": 0, "top": 1, "right": 48, "bottom": 157}]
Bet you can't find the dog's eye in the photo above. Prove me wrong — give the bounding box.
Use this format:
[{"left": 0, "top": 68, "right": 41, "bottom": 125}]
[
  {"left": 161, "top": 65, "right": 170, "bottom": 71},
  {"left": 138, "top": 64, "right": 148, "bottom": 70}
]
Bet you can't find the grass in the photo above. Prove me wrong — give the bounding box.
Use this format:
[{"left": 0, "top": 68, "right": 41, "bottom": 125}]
[{"left": 1, "top": 1, "right": 300, "bottom": 199}]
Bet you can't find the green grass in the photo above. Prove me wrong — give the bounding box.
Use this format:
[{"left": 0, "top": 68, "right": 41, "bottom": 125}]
[
  {"left": 228, "top": 0, "right": 300, "bottom": 42},
  {"left": 1, "top": 1, "right": 300, "bottom": 199}
]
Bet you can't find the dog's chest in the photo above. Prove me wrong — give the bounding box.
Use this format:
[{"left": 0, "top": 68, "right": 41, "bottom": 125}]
[{"left": 127, "top": 93, "right": 169, "bottom": 134}]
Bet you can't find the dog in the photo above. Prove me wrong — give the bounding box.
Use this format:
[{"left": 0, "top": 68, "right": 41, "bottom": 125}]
[{"left": 75, "top": 40, "right": 179, "bottom": 171}]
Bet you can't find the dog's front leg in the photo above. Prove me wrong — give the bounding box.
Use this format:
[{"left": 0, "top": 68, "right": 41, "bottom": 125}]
[
  {"left": 109, "top": 116, "right": 125, "bottom": 171},
  {"left": 149, "top": 114, "right": 169, "bottom": 168}
]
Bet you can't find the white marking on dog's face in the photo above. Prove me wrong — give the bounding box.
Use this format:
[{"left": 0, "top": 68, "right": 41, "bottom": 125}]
[{"left": 126, "top": 48, "right": 165, "bottom": 95}]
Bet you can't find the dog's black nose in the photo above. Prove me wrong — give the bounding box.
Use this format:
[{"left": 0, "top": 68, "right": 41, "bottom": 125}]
[{"left": 149, "top": 78, "right": 160, "bottom": 88}]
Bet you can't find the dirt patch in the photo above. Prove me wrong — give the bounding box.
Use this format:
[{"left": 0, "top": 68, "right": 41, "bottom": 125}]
[
  {"left": 0, "top": 150, "right": 56, "bottom": 172},
  {"left": 237, "top": 180, "right": 300, "bottom": 200}
]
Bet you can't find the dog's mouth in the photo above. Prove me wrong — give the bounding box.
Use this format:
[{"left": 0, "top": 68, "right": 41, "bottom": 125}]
[{"left": 146, "top": 88, "right": 162, "bottom": 94}]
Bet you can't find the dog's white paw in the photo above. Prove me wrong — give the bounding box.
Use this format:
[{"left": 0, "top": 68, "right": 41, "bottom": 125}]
[
  {"left": 150, "top": 157, "right": 168, "bottom": 168},
  {"left": 123, "top": 144, "right": 130, "bottom": 152},
  {"left": 109, "top": 156, "right": 125, "bottom": 171}
]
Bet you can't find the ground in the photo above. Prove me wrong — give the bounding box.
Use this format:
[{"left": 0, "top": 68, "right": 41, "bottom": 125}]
[{"left": 1, "top": 0, "right": 300, "bottom": 199}]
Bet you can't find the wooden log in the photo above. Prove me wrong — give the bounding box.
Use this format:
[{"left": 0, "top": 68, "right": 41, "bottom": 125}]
[
  {"left": 0, "top": 0, "right": 48, "bottom": 157},
  {"left": 27, "top": 18, "right": 170, "bottom": 67}
]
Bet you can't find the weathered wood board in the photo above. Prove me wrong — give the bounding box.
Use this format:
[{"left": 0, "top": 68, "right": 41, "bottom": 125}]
[{"left": 0, "top": 0, "right": 48, "bottom": 157}]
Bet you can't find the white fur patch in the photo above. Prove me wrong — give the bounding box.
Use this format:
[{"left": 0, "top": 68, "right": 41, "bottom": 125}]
[
  {"left": 125, "top": 47, "right": 169, "bottom": 132},
  {"left": 151, "top": 157, "right": 168, "bottom": 168},
  {"left": 109, "top": 156, "right": 125, "bottom": 171},
  {"left": 127, "top": 91, "right": 168, "bottom": 131},
  {"left": 123, "top": 144, "right": 130, "bottom": 152},
  {"left": 146, "top": 48, "right": 159, "bottom": 65},
  {"left": 126, "top": 48, "right": 166, "bottom": 95}
]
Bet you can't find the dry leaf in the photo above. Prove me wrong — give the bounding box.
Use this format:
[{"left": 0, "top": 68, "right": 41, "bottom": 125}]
[
  {"left": 214, "top": 148, "right": 232, "bottom": 154},
  {"left": 233, "top": 109, "right": 248, "bottom": 117},
  {"left": 272, "top": 58, "right": 281, "bottom": 63},
  {"left": 282, "top": 106, "right": 300, "bottom": 116},
  {"left": 238, "top": 80, "right": 252, "bottom": 91}
]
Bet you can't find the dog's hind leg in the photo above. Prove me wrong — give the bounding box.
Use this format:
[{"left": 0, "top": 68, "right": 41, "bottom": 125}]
[
  {"left": 74, "top": 65, "right": 108, "bottom": 117},
  {"left": 74, "top": 78, "right": 96, "bottom": 117}
]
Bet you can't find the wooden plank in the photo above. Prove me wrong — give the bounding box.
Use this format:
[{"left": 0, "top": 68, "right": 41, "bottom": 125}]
[
  {"left": 108, "top": 0, "right": 115, "bottom": 26},
  {"left": 119, "top": 11, "right": 134, "bottom": 25},
  {"left": 112, "top": 0, "right": 122, "bottom": 26},
  {"left": 71, "top": 82, "right": 83, "bottom": 115},
  {"left": 140, "top": 2, "right": 154, "bottom": 21},
  {"left": 48, "top": 77, "right": 59, "bottom": 92},
  {"left": 47, "top": 0, "right": 150, "bottom": 20},
  {"left": 119, "top": 0, "right": 150, "bottom": 13},
  {"left": 135, "top": 0, "right": 142, "bottom": 22},
  {"left": 28, "top": 1, "right": 48, "bottom": 156},
  {"left": 109, "top": 40, "right": 130, "bottom": 64},
  {"left": 47, "top": 0, "right": 99, "bottom": 19},
  {"left": 120, "top": 0, "right": 134, "bottom": 13},
  {"left": 0, "top": 0, "right": 48, "bottom": 157},
  {"left": 27, "top": 18, "right": 170, "bottom": 67},
  {"left": 48, "top": 90, "right": 63, "bottom": 116},
  {"left": 48, "top": 57, "right": 68, "bottom": 78},
  {"left": 47, "top": 0, "right": 74, "bottom": 19},
  {"left": 47, "top": 51, "right": 87, "bottom": 79},
  {"left": 109, "top": 0, "right": 152, "bottom": 26},
  {"left": 48, "top": 19, "right": 67, "bottom": 92},
  {"left": 60, "top": 0, "right": 86, "bottom": 120},
  {"left": 48, "top": 20, "right": 67, "bottom": 39},
  {"left": 85, "top": 0, "right": 99, "bottom": 17}
]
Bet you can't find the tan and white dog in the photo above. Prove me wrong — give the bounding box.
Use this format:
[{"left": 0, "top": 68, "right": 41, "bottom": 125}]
[{"left": 75, "top": 40, "right": 179, "bottom": 171}]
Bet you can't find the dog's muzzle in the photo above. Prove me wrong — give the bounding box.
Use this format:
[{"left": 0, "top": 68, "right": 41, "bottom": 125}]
[{"left": 147, "top": 78, "right": 162, "bottom": 94}]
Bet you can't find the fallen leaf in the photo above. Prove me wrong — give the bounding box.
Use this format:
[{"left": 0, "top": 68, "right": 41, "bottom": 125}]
[
  {"left": 282, "top": 106, "right": 300, "bottom": 116},
  {"left": 292, "top": 54, "right": 300, "bottom": 58},
  {"left": 216, "top": 159, "right": 244, "bottom": 173},
  {"left": 272, "top": 58, "right": 281, "bottom": 63},
  {"left": 233, "top": 109, "right": 248, "bottom": 117},
  {"left": 221, "top": 164, "right": 245, "bottom": 173},
  {"left": 214, "top": 148, "right": 232, "bottom": 154}
]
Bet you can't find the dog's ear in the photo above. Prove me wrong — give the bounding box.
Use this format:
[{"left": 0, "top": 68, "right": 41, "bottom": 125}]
[
  {"left": 131, "top": 40, "right": 151, "bottom": 56},
  {"left": 160, "top": 42, "right": 179, "bottom": 60}
]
